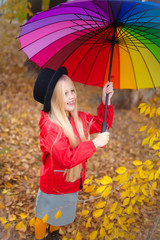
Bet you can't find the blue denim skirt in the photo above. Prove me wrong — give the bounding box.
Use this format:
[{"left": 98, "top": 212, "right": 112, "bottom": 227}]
[{"left": 35, "top": 188, "right": 78, "bottom": 226}]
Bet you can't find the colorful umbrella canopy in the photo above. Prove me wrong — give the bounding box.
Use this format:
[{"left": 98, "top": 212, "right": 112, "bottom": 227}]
[{"left": 18, "top": 0, "right": 160, "bottom": 90}]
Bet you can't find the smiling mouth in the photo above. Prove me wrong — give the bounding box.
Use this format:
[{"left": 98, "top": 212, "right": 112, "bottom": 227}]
[{"left": 67, "top": 102, "right": 75, "bottom": 105}]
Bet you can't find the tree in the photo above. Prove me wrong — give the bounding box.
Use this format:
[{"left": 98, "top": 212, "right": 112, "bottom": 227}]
[
  {"left": 49, "top": 0, "right": 67, "bottom": 8},
  {"left": 27, "top": 0, "right": 42, "bottom": 20}
]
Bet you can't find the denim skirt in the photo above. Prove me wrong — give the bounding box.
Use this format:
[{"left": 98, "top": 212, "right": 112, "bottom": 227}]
[{"left": 35, "top": 188, "right": 78, "bottom": 226}]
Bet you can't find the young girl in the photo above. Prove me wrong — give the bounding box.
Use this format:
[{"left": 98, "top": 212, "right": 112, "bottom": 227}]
[{"left": 33, "top": 66, "right": 114, "bottom": 240}]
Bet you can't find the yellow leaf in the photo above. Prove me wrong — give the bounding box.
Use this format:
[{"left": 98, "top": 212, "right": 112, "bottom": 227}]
[
  {"left": 123, "top": 198, "right": 130, "bottom": 207},
  {"left": 115, "top": 167, "right": 127, "bottom": 174},
  {"left": 121, "top": 190, "right": 129, "bottom": 198},
  {"left": 156, "top": 107, "right": 160, "bottom": 117},
  {"left": 5, "top": 182, "right": 13, "bottom": 188},
  {"left": 139, "top": 104, "right": 148, "bottom": 113},
  {"left": 152, "top": 142, "right": 160, "bottom": 150},
  {"left": 131, "top": 196, "right": 138, "bottom": 205},
  {"left": 149, "top": 107, "right": 156, "bottom": 118},
  {"left": 121, "top": 181, "right": 130, "bottom": 190},
  {"left": 149, "top": 172, "right": 154, "bottom": 180},
  {"left": 144, "top": 159, "right": 152, "bottom": 166},
  {"left": 124, "top": 205, "right": 133, "bottom": 214},
  {"left": 133, "top": 160, "right": 142, "bottom": 166},
  {"left": 4, "top": 222, "right": 11, "bottom": 229},
  {"left": 9, "top": 214, "right": 16, "bottom": 221},
  {"left": 62, "top": 237, "right": 68, "bottom": 240},
  {"left": 15, "top": 221, "right": 24, "bottom": 230},
  {"left": 145, "top": 106, "right": 151, "bottom": 115},
  {"left": 138, "top": 103, "right": 147, "bottom": 109},
  {"left": 95, "top": 201, "right": 106, "bottom": 209},
  {"left": 155, "top": 171, "right": 159, "bottom": 180},
  {"left": 20, "top": 213, "right": 27, "bottom": 219},
  {"left": 134, "top": 208, "right": 139, "bottom": 214},
  {"left": 153, "top": 96, "right": 160, "bottom": 102},
  {"left": 84, "top": 178, "right": 91, "bottom": 185},
  {"left": 100, "top": 176, "right": 112, "bottom": 185},
  {"left": 94, "top": 178, "right": 101, "bottom": 184},
  {"left": 86, "top": 217, "right": 92, "bottom": 228},
  {"left": 139, "top": 126, "right": 147, "bottom": 132},
  {"left": 93, "top": 209, "right": 104, "bottom": 218},
  {"left": 0, "top": 204, "right": 5, "bottom": 208},
  {"left": 96, "top": 185, "right": 106, "bottom": 193},
  {"left": 139, "top": 169, "right": 148, "bottom": 179},
  {"left": 127, "top": 217, "right": 135, "bottom": 224},
  {"left": 75, "top": 232, "right": 82, "bottom": 240},
  {"left": 117, "top": 207, "right": 123, "bottom": 215},
  {"left": 99, "top": 227, "right": 106, "bottom": 238},
  {"left": 108, "top": 213, "right": 116, "bottom": 220},
  {"left": 141, "top": 188, "right": 148, "bottom": 196},
  {"left": 0, "top": 217, "right": 7, "bottom": 224},
  {"left": 101, "top": 186, "right": 112, "bottom": 198},
  {"left": 150, "top": 189, "right": 154, "bottom": 197},
  {"left": 118, "top": 173, "right": 128, "bottom": 184},
  {"left": 55, "top": 210, "right": 61, "bottom": 219},
  {"left": 130, "top": 234, "right": 136, "bottom": 239},
  {"left": 105, "top": 222, "right": 114, "bottom": 230},
  {"left": 151, "top": 182, "right": 157, "bottom": 190},
  {"left": 120, "top": 224, "right": 127, "bottom": 231},
  {"left": 149, "top": 136, "right": 155, "bottom": 147},
  {"left": 142, "top": 136, "right": 151, "bottom": 145},
  {"left": 81, "top": 210, "right": 89, "bottom": 216},
  {"left": 89, "top": 231, "right": 97, "bottom": 240},
  {"left": 118, "top": 217, "right": 126, "bottom": 225},
  {"left": 103, "top": 215, "right": 109, "bottom": 227},
  {"left": 42, "top": 214, "right": 49, "bottom": 223},
  {"left": 110, "top": 202, "right": 118, "bottom": 213},
  {"left": 84, "top": 185, "right": 95, "bottom": 192},
  {"left": 29, "top": 217, "right": 35, "bottom": 227},
  {"left": 114, "top": 175, "right": 121, "bottom": 181}
]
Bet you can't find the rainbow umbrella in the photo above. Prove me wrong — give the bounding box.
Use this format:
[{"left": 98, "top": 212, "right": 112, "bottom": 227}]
[{"left": 18, "top": 0, "right": 160, "bottom": 131}]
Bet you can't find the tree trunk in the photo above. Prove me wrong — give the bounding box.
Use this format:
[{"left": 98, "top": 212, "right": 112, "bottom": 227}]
[
  {"left": 49, "top": 0, "right": 67, "bottom": 8},
  {"left": 27, "top": 0, "right": 42, "bottom": 20}
]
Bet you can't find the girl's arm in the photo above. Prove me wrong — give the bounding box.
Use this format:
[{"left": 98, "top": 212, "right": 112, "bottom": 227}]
[
  {"left": 86, "top": 82, "right": 114, "bottom": 134},
  {"left": 44, "top": 130, "right": 96, "bottom": 169}
]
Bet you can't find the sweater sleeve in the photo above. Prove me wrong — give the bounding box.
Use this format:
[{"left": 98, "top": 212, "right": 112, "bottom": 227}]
[
  {"left": 86, "top": 102, "right": 114, "bottom": 134},
  {"left": 44, "top": 130, "right": 96, "bottom": 169}
]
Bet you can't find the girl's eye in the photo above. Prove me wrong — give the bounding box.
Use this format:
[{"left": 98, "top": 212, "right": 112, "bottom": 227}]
[
  {"left": 71, "top": 89, "right": 75, "bottom": 93},
  {"left": 65, "top": 91, "right": 68, "bottom": 95}
]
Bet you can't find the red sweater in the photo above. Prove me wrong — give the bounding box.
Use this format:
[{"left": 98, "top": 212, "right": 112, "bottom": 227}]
[{"left": 39, "top": 103, "right": 114, "bottom": 194}]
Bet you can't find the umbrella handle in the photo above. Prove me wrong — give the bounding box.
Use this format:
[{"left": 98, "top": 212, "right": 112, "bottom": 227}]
[{"left": 101, "top": 93, "right": 109, "bottom": 132}]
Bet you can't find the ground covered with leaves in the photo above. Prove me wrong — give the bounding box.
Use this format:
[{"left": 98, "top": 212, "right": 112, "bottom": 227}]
[{"left": 0, "top": 21, "right": 160, "bottom": 240}]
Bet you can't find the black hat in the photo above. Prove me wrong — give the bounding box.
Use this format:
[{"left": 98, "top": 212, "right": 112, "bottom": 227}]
[{"left": 33, "top": 67, "right": 68, "bottom": 112}]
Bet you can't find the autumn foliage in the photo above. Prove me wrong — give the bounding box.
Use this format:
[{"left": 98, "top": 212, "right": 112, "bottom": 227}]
[{"left": 0, "top": 21, "right": 160, "bottom": 239}]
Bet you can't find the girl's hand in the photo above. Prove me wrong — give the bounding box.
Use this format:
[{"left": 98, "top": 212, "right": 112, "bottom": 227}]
[
  {"left": 102, "top": 82, "right": 114, "bottom": 105},
  {"left": 92, "top": 132, "right": 110, "bottom": 148}
]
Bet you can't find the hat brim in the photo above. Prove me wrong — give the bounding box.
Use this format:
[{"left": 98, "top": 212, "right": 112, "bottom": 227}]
[{"left": 43, "top": 66, "right": 68, "bottom": 112}]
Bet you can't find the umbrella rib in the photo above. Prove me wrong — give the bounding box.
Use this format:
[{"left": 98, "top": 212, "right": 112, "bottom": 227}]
[
  {"left": 119, "top": 3, "right": 159, "bottom": 23},
  {"left": 84, "top": 36, "right": 109, "bottom": 85},
  {"left": 120, "top": 29, "right": 157, "bottom": 88},
  {"left": 82, "top": 9, "right": 106, "bottom": 37},
  {"left": 70, "top": 33, "right": 108, "bottom": 82},
  {"left": 121, "top": 35, "right": 138, "bottom": 89},
  {"left": 74, "top": 12, "right": 106, "bottom": 39},
  {"left": 120, "top": 26, "right": 160, "bottom": 50},
  {"left": 93, "top": 3, "right": 109, "bottom": 30},
  {"left": 118, "top": 2, "right": 140, "bottom": 22},
  {"left": 42, "top": 28, "right": 106, "bottom": 69},
  {"left": 119, "top": 10, "right": 149, "bottom": 37},
  {"left": 123, "top": 24, "right": 160, "bottom": 44}
]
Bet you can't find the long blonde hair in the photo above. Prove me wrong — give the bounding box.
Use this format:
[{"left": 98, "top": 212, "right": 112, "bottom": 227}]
[{"left": 49, "top": 75, "right": 88, "bottom": 182}]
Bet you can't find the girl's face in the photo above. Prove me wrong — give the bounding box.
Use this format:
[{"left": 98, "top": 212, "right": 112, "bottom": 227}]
[{"left": 63, "top": 78, "right": 77, "bottom": 112}]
